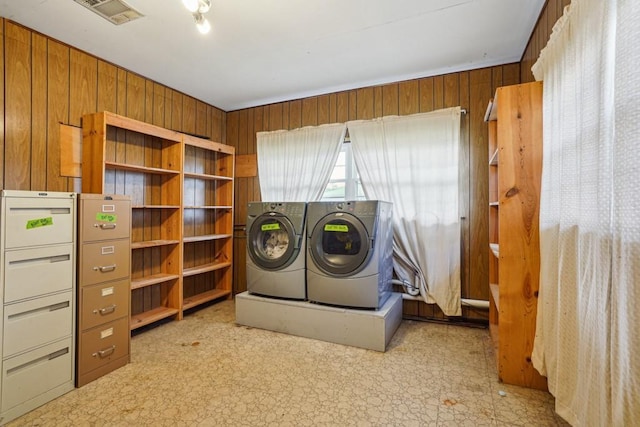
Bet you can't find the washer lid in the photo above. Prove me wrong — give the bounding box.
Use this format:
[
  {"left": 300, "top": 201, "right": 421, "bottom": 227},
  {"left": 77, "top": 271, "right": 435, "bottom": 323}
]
[
  {"left": 247, "top": 213, "right": 299, "bottom": 271},
  {"left": 309, "top": 212, "right": 371, "bottom": 276}
]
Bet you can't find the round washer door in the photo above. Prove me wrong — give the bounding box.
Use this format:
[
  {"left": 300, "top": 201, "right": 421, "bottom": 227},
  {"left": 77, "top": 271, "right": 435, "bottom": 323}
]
[
  {"left": 309, "top": 213, "right": 371, "bottom": 276},
  {"left": 248, "top": 214, "right": 297, "bottom": 271}
]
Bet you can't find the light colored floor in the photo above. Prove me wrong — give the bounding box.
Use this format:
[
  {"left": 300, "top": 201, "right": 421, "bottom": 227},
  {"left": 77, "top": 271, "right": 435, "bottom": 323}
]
[{"left": 9, "top": 300, "right": 568, "bottom": 426}]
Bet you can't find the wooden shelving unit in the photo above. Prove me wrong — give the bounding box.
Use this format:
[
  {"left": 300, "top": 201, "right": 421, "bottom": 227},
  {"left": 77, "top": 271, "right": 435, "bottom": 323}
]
[
  {"left": 82, "top": 112, "right": 234, "bottom": 331},
  {"left": 485, "top": 82, "right": 547, "bottom": 390},
  {"left": 181, "top": 134, "right": 234, "bottom": 312}
]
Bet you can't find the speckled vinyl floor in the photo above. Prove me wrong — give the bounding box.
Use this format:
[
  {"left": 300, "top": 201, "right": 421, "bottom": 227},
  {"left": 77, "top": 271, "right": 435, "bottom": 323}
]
[{"left": 9, "top": 299, "right": 568, "bottom": 426}]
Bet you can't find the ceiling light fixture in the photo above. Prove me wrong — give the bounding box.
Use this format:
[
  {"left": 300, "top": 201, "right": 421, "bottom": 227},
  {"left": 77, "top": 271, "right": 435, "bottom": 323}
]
[
  {"left": 182, "top": 0, "right": 211, "bottom": 14},
  {"left": 194, "top": 13, "right": 211, "bottom": 34},
  {"left": 182, "top": 0, "right": 212, "bottom": 34}
]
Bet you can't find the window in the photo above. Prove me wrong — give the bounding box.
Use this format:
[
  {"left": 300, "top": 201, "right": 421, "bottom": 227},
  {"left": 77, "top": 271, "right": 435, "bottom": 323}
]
[{"left": 321, "top": 142, "right": 366, "bottom": 201}]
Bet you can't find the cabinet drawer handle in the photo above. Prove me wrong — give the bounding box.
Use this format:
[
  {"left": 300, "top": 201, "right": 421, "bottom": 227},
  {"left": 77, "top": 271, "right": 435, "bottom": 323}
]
[
  {"left": 93, "top": 264, "right": 116, "bottom": 272},
  {"left": 96, "top": 223, "right": 117, "bottom": 230},
  {"left": 93, "top": 304, "right": 117, "bottom": 315},
  {"left": 92, "top": 345, "right": 116, "bottom": 358}
]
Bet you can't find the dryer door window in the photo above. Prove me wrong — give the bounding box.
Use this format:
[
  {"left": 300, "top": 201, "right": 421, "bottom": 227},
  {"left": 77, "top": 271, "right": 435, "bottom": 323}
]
[
  {"left": 248, "top": 215, "right": 297, "bottom": 270},
  {"left": 310, "top": 214, "right": 370, "bottom": 276}
]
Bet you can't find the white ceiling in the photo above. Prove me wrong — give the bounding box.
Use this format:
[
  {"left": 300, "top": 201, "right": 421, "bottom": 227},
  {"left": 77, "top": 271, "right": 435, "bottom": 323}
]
[{"left": 0, "top": 0, "right": 544, "bottom": 112}]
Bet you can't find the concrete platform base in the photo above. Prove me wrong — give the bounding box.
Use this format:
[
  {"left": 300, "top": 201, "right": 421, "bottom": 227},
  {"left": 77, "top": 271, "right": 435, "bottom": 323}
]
[{"left": 235, "top": 292, "right": 402, "bottom": 352}]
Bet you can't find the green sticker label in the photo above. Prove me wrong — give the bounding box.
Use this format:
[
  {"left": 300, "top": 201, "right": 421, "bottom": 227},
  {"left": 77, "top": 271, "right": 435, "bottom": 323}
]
[
  {"left": 324, "top": 224, "right": 349, "bottom": 232},
  {"left": 261, "top": 223, "right": 280, "bottom": 231},
  {"left": 96, "top": 213, "right": 117, "bottom": 223},
  {"left": 26, "top": 217, "right": 53, "bottom": 229}
]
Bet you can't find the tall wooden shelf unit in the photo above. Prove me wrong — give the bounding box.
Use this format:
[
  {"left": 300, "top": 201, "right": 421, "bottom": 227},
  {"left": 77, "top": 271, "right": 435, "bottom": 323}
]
[
  {"left": 181, "top": 134, "right": 234, "bottom": 311},
  {"left": 82, "top": 112, "right": 234, "bottom": 331},
  {"left": 485, "top": 81, "right": 547, "bottom": 390}
]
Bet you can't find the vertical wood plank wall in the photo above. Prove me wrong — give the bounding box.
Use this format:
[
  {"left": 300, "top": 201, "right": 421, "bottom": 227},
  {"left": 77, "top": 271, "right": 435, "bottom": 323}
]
[
  {"left": 521, "top": 0, "right": 571, "bottom": 83},
  {"left": 228, "top": 63, "right": 521, "bottom": 322},
  {"left": 0, "top": 19, "right": 226, "bottom": 194},
  {"left": 2, "top": 0, "right": 566, "bottom": 323}
]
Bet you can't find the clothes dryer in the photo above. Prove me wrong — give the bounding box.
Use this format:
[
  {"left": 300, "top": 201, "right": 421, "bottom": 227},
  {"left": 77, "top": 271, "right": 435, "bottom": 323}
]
[
  {"left": 306, "top": 200, "right": 393, "bottom": 309},
  {"left": 246, "top": 202, "right": 307, "bottom": 300}
]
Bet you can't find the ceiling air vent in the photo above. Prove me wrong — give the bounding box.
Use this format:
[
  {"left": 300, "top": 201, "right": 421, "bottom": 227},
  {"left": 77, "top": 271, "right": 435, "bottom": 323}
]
[{"left": 73, "top": 0, "right": 144, "bottom": 25}]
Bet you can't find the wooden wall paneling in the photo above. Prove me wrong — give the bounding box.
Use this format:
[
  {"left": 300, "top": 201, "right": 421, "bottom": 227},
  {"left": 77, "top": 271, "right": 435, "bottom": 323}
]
[
  {"left": 381, "top": 83, "right": 398, "bottom": 116},
  {"left": 302, "top": 97, "right": 318, "bottom": 126},
  {"left": 162, "top": 87, "right": 173, "bottom": 130},
  {"left": 335, "top": 91, "right": 349, "bottom": 123},
  {"left": 399, "top": 80, "right": 419, "bottom": 115},
  {"left": 289, "top": 100, "right": 302, "bottom": 129},
  {"left": 443, "top": 73, "right": 460, "bottom": 109},
  {"left": 0, "top": 19, "right": 4, "bottom": 190},
  {"left": 47, "top": 39, "right": 70, "bottom": 192},
  {"left": 348, "top": 90, "right": 357, "bottom": 121},
  {"left": 502, "top": 63, "right": 520, "bottom": 87},
  {"left": 97, "top": 60, "right": 117, "bottom": 114},
  {"left": 433, "top": 76, "right": 445, "bottom": 110},
  {"left": 328, "top": 94, "right": 338, "bottom": 124},
  {"left": 469, "top": 68, "right": 493, "bottom": 310},
  {"left": 31, "top": 33, "right": 47, "bottom": 191},
  {"left": 252, "top": 106, "right": 264, "bottom": 201},
  {"left": 116, "top": 68, "right": 127, "bottom": 115},
  {"left": 5, "top": 23, "right": 31, "bottom": 190},
  {"left": 373, "top": 86, "right": 383, "bottom": 118},
  {"left": 492, "top": 67, "right": 503, "bottom": 93},
  {"left": 195, "top": 100, "right": 208, "bottom": 137},
  {"left": 69, "top": 49, "right": 97, "bottom": 192},
  {"left": 227, "top": 112, "right": 241, "bottom": 224},
  {"left": 245, "top": 108, "right": 256, "bottom": 206},
  {"left": 211, "top": 107, "right": 224, "bottom": 142},
  {"left": 144, "top": 80, "right": 154, "bottom": 124},
  {"left": 402, "top": 300, "right": 421, "bottom": 318},
  {"left": 69, "top": 49, "right": 98, "bottom": 127},
  {"left": 152, "top": 82, "right": 165, "bottom": 127},
  {"left": 236, "top": 110, "right": 249, "bottom": 224},
  {"left": 171, "top": 90, "right": 183, "bottom": 132},
  {"left": 458, "top": 71, "right": 475, "bottom": 318},
  {"left": 126, "top": 72, "right": 145, "bottom": 121},
  {"left": 317, "top": 94, "right": 331, "bottom": 125},
  {"left": 419, "top": 77, "right": 434, "bottom": 113},
  {"left": 356, "top": 87, "right": 375, "bottom": 120},
  {"left": 269, "top": 103, "right": 283, "bottom": 131},
  {"left": 182, "top": 96, "right": 196, "bottom": 135}
]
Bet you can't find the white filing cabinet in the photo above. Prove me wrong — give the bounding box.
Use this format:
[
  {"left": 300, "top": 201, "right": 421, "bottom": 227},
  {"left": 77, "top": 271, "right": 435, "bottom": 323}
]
[{"left": 0, "top": 190, "right": 76, "bottom": 425}]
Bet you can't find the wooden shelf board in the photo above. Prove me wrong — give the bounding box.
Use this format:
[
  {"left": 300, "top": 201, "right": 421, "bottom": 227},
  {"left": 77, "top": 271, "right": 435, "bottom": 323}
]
[
  {"left": 490, "top": 283, "right": 500, "bottom": 311},
  {"left": 104, "top": 111, "right": 183, "bottom": 142},
  {"left": 184, "top": 171, "right": 233, "bottom": 181},
  {"left": 131, "top": 273, "right": 180, "bottom": 290},
  {"left": 105, "top": 161, "right": 180, "bottom": 175},
  {"left": 183, "top": 289, "right": 231, "bottom": 311},
  {"left": 183, "top": 262, "right": 232, "bottom": 277},
  {"left": 130, "top": 306, "right": 180, "bottom": 330},
  {"left": 131, "top": 239, "right": 180, "bottom": 249},
  {"left": 132, "top": 205, "right": 180, "bottom": 209},
  {"left": 489, "top": 243, "right": 499, "bottom": 258},
  {"left": 183, "top": 134, "right": 234, "bottom": 154},
  {"left": 183, "top": 205, "right": 232, "bottom": 210},
  {"left": 183, "top": 234, "right": 232, "bottom": 243}
]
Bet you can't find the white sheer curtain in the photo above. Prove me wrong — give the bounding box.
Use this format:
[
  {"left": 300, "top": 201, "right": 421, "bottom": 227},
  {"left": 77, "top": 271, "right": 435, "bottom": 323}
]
[
  {"left": 531, "top": 0, "right": 639, "bottom": 425},
  {"left": 610, "top": 0, "right": 639, "bottom": 424},
  {"left": 256, "top": 123, "right": 346, "bottom": 201},
  {"left": 348, "top": 107, "right": 462, "bottom": 316}
]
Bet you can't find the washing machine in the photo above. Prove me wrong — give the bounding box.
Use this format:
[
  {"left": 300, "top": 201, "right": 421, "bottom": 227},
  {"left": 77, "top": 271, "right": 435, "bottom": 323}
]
[
  {"left": 246, "top": 202, "right": 307, "bottom": 300},
  {"left": 306, "top": 200, "right": 393, "bottom": 309}
]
